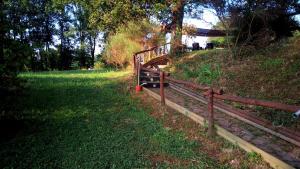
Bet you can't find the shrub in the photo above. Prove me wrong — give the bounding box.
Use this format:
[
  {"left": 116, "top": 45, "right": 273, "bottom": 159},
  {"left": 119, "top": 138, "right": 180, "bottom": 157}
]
[
  {"left": 94, "top": 61, "right": 105, "bottom": 70},
  {"left": 104, "top": 33, "right": 141, "bottom": 68},
  {"left": 1, "top": 39, "right": 32, "bottom": 119},
  {"left": 180, "top": 63, "right": 222, "bottom": 85},
  {"left": 196, "top": 64, "right": 222, "bottom": 85},
  {"left": 260, "top": 58, "right": 284, "bottom": 71},
  {"left": 210, "top": 37, "right": 226, "bottom": 48},
  {"left": 103, "top": 20, "right": 164, "bottom": 68}
]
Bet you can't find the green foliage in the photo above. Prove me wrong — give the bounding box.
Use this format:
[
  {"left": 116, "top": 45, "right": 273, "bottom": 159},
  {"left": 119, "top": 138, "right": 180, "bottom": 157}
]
[
  {"left": 88, "top": 0, "right": 152, "bottom": 34},
  {"left": 93, "top": 60, "right": 105, "bottom": 70},
  {"left": 255, "top": 106, "right": 297, "bottom": 127},
  {"left": 246, "top": 152, "right": 262, "bottom": 163},
  {"left": 103, "top": 20, "right": 162, "bottom": 68},
  {"left": 240, "top": 152, "right": 263, "bottom": 168},
  {"left": 0, "top": 70, "right": 223, "bottom": 168},
  {"left": 210, "top": 38, "right": 224, "bottom": 47},
  {"left": 104, "top": 33, "right": 141, "bottom": 68},
  {"left": 3, "top": 40, "right": 33, "bottom": 74},
  {"left": 260, "top": 58, "right": 284, "bottom": 71},
  {"left": 196, "top": 64, "right": 222, "bottom": 85},
  {"left": 210, "top": 37, "right": 226, "bottom": 48},
  {"left": 0, "top": 39, "right": 33, "bottom": 119},
  {"left": 229, "top": 1, "right": 299, "bottom": 47},
  {"left": 40, "top": 49, "right": 60, "bottom": 70},
  {"left": 293, "top": 30, "right": 300, "bottom": 37},
  {"left": 180, "top": 63, "right": 222, "bottom": 85}
]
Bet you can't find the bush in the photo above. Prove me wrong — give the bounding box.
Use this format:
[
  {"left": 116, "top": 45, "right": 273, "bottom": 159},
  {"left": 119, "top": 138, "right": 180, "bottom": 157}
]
[
  {"left": 181, "top": 63, "right": 222, "bottom": 85},
  {"left": 0, "top": 39, "right": 31, "bottom": 119},
  {"left": 103, "top": 20, "right": 164, "bottom": 68},
  {"left": 293, "top": 30, "right": 300, "bottom": 37},
  {"left": 94, "top": 61, "right": 105, "bottom": 70},
  {"left": 210, "top": 37, "right": 226, "bottom": 48},
  {"left": 104, "top": 33, "right": 141, "bottom": 68}
]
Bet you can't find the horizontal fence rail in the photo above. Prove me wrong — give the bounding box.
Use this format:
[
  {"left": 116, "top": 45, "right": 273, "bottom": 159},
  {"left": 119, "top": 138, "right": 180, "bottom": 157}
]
[
  {"left": 133, "top": 45, "right": 300, "bottom": 145},
  {"left": 133, "top": 46, "right": 300, "bottom": 167},
  {"left": 211, "top": 94, "right": 300, "bottom": 113}
]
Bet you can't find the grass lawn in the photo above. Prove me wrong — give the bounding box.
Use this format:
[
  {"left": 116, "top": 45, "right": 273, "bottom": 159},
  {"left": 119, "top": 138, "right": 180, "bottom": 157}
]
[{"left": 0, "top": 69, "right": 226, "bottom": 169}]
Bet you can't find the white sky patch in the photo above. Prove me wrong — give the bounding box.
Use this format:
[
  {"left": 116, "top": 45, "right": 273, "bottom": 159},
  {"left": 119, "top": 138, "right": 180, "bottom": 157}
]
[{"left": 95, "top": 33, "right": 105, "bottom": 55}]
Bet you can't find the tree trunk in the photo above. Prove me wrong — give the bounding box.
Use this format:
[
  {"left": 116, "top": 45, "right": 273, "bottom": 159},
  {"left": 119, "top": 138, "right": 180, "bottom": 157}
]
[
  {"left": 0, "top": 0, "right": 4, "bottom": 65},
  {"left": 88, "top": 32, "right": 97, "bottom": 68},
  {"left": 170, "top": 0, "right": 185, "bottom": 55},
  {"left": 79, "top": 30, "right": 86, "bottom": 68},
  {"left": 59, "top": 18, "right": 65, "bottom": 70},
  {"left": 91, "top": 36, "right": 96, "bottom": 67}
]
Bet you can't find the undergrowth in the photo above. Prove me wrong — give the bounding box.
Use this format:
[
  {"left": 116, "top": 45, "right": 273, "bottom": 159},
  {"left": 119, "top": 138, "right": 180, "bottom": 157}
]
[{"left": 166, "top": 36, "right": 300, "bottom": 129}]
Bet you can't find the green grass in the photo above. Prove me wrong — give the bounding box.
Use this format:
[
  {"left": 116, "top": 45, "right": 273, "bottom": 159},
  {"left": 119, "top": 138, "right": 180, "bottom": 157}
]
[
  {"left": 0, "top": 69, "right": 226, "bottom": 169},
  {"left": 180, "top": 63, "right": 222, "bottom": 85}
]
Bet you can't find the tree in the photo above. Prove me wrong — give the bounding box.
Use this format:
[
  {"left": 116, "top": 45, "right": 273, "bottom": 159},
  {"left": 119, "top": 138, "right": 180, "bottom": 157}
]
[
  {"left": 205, "top": 0, "right": 300, "bottom": 56},
  {"left": 53, "top": 1, "right": 75, "bottom": 70},
  {"left": 87, "top": 30, "right": 98, "bottom": 67},
  {"left": 169, "top": 0, "right": 186, "bottom": 55},
  {"left": 0, "top": 0, "right": 4, "bottom": 66},
  {"left": 72, "top": 0, "right": 100, "bottom": 68},
  {"left": 153, "top": 0, "right": 205, "bottom": 55}
]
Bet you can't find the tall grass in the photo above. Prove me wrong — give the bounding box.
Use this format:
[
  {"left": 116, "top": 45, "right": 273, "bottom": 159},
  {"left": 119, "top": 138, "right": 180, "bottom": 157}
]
[{"left": 180, "top": 63, "right": 222, "bottom": 85}]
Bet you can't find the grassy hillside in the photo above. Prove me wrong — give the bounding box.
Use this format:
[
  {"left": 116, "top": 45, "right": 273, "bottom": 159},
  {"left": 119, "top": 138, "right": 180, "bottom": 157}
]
[
  {"left": 165, "top": 36, "right": 300, "bottom": 128},
  {"left": 0, "top": 70, "right": 227, "bottom": 169}
]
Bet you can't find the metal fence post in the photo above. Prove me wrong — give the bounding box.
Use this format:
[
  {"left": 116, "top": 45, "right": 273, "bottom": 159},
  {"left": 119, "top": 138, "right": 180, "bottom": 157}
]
[
  {"left": 160, "top": 71, "right": 165, "bottom": 105},
  {"left": 208, "top": 88, "right": 214, "bottom": 137}
]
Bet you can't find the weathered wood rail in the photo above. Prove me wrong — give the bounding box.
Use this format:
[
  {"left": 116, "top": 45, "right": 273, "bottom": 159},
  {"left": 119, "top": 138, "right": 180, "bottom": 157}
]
[
  {"left": 143, "top": 87, "right": 294, "bottom": 169},
  {"left": 133, "top": 44, "right": 300, "bottom": 169}
]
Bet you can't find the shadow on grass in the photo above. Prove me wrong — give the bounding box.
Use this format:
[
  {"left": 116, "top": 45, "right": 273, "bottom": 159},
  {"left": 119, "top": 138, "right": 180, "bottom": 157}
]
[
  {"left": 1, "top": 72, "right": 137, "bottom": 168},
  {"left": 0, "top": 70, "right": 221, "bottom": 169}
]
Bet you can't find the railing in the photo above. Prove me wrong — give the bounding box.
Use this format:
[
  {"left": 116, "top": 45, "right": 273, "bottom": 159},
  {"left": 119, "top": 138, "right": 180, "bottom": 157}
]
[
  {"left": 133, "top": 45, "right": 300, "bottom": 141},
  {"left": 132, "top": 43, "right": 190, "bottom": 71},
  {"left": 133, "top": 43, "right": 171, "bottom": 71},
  {"left": 157, "top": 70, "right": 300, "bottom": 138}
]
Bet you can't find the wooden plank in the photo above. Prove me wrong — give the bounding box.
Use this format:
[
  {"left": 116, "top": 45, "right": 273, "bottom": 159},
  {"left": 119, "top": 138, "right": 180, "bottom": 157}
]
[
  {"left": 143, "top": 88, "right": 295, "bottom": 169},
  {"left": 215, "top": 127, "right": 294, "bottom": 169}
]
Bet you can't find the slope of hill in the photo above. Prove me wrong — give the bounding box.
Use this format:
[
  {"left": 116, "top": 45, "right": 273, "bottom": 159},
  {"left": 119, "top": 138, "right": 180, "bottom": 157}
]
[{"left": 165, "top": 36, "right": 300, "bottom": 128}]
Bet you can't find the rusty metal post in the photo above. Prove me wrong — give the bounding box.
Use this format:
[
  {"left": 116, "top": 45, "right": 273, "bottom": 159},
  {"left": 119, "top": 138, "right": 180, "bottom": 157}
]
[
  {"left": 208, "top": 88, "right": 214, "bottom": 137},
  {"left": 160, "top": 71, "right": 165, "bottom": 105}
]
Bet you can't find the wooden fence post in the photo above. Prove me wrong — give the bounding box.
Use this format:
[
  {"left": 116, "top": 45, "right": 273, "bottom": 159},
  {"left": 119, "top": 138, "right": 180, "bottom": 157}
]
[
  {"left": 137, "top": 62, "right": 141, "bottom": 86},
  {"left": 133, "top": 55, "right": 136, "bottom": 74},
  {"left": 208, "top": 88, "right": 214, "bottom": 137},
  {"left": 160, "top": 71, "right": 165, "bottom": 105}
]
